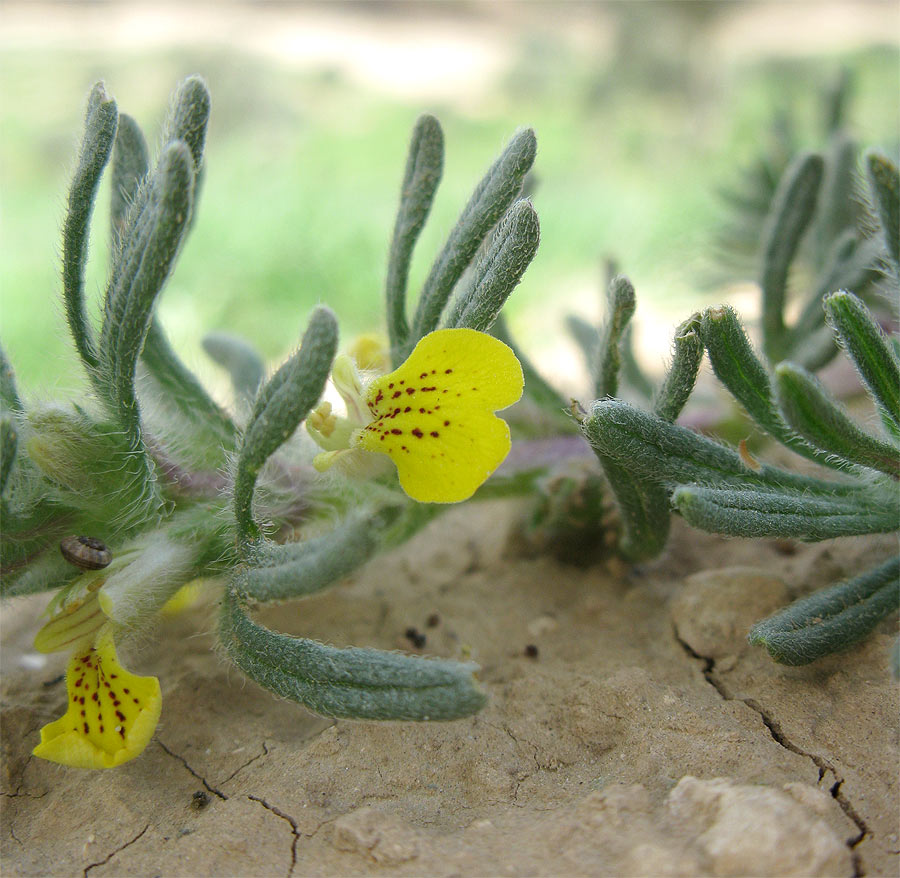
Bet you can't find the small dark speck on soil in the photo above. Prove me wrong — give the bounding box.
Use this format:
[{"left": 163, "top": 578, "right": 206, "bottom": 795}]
[{"left": 405, "top": 627, "right": 427, "bottom": 649}]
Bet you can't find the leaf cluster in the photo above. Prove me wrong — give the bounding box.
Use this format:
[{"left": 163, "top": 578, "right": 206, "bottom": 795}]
[
  {"left": 3, "top": 80, "right": 546, "bottom": 725},
  {"left": 580, "top": 153, "right": 900, "bottom": 665}
]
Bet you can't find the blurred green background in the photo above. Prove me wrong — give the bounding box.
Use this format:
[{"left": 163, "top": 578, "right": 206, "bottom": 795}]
[{"left": 1, "top": 1, "right": 897, "bottom": 400}]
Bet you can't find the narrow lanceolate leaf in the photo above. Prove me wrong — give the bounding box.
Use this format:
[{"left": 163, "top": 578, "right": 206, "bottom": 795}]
[
  {"left": 162, "top": 76, "right": 210, "bottom": 171},
  {"left": 412, "top": 128, "right": 537, "bottom": 342},
  {"left": 865, "top": 151, "right": 900, "bottom": 269},
  {"left": 775, "top": 362, "right": 900, "bottom": 478},
  {"left": 99, "top": 142, "right": 195, "bottom": 445},
  {"left": 0, "top": 344, "right": 23, "bottom": 415},
  {"left": 234, "top": 307, "right": 338, "bottom": 543},
  {"left": 701, "top": 306, "right": 835, "bottom": 469},
  {"left": 220, "top": 587, "right": 487, "bottom": 720},
  {"left": 565, "top": 314, "right": 599, "bottom": 373},
  {"left": 447, "top": 200, "right": 540, "bottom": 333},
  {"left": 596, "top": 455, "right": 669, "bottom": 562},
  {"left": 64, "top": 83, "right": 118, "bottom": 372},
  {"left": 595, "top": 276, "right": 636, "bottom": 400},
  {"left": 749, "top": 556, "right": 900, "bottom": 665},
  {"left": 760, "top": 152, "right": 824, "bottom": 361},
  {"left": 235, "top": 506, "right": 402, "bottom": 603},
  {"left": 202, "top": 332, "right": 265, "bottom": 402},
  {"left": 653, "top": 314, "right": 703, "bottom": 423},
  {"left": 386, "top": 115, "right": 444, "bottom": 360},
  {"left": 815, "top": 133, "right": 857, "bottom": 262},
  {"left": 822, "top": 68, "right": 850, "bottom": 135},
  {"left": 825, "top": 291, "right": 900, "bottom": 439},
  {"left": 111, "top": 113, "right": 150, "bottom": 243},
  {"left": 672, "top": 483, "right": 898, "bottom": 541},
  {"left": 583, "top": 399, "right": 859, "bottom": 496},
  {"left": 791, "top": 230, "right": 856, "bottom": 342},
  {"left": 620, "top": 325, "right": 655, "bottom": 400},
  {"left": 0, "top": 417, "right": 16, "bottom": 496}
]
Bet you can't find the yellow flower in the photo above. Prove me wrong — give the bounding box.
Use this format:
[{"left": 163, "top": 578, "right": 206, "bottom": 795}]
[
  {"left": 32, "top": 622, "right": 161, "bottom": 769},
  {"left": 308, "top": 329, "right": 523, "bottom": 503},
  {"left": 30, "top": 534, "right": 193, "bottom": 768}
]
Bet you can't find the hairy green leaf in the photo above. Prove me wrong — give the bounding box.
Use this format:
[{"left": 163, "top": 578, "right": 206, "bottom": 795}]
[
  {"left": 701, "top": 305, "right": 835, "bottom": 469},
  {"left": 653, "top": 314, "right": 703, "bottom": 423},
  {"left": 111, "top": 112, "right": 149, "bottom": 243},
  {"left": 234, "top": 306, "right": 337, "bottom": 543},
  {"left": 775, "top": 362, "right": 899, "bottom": 478},
  {"left": 749, "top": 556, "right": 899, "bottom": 664},
  {"left": 825, "top": 291, "right": 900, "bottom": 439},
  {"left": 447, "top": 200, "right": 540, "bottom": 333},
  {"left": 64, "top": 82, "right": 118, "bottom": 373},
  {"left": 220, "top": 587, "right": 486, "bottom": 720},
  {"left": 760, "top": 152, "right": 824, "bottom": 361},
  {"left": 162, "top": 75, "right": 210, "bottom": 171},
  {"left": 412, "top": 127, "right": 536, "bottom": 342},
  {"left": 672, "top": 483, "right": 898, "bottom": 540},
  {"left": 202, "top": 331, "right": 265, "bottom": 402},
  {"left": 583, "top": 399, "right": 852, "bottom": 496},
  {"left": 865, "top": 150, "right": 900, "bottom": 269},
  {"left": 595, "top": 455, "right": 669, "bottom": 561},
  {"left": 595, "top": 275, "right": 636, "bottom": 399},
  {"left": 386, "top": 115, "right": 444, "bottom": 360},
  {"left": 815, "top": 132, "right": 857, "bottom": 264},
  {"left": 235, "top": 506, "right": 404, "bottom": 603},
  {"left": 98, "top": 140, "right": 195, "bottom": 502}
]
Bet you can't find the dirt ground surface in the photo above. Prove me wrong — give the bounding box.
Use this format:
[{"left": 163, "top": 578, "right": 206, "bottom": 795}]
[{"left": 2, "top": 500, "right": 897, "bottom": 877}]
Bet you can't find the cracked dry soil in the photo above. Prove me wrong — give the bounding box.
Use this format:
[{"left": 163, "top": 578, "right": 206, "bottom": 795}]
[{"left": 2, "top": 501, "right": 898, "bottom": 877}]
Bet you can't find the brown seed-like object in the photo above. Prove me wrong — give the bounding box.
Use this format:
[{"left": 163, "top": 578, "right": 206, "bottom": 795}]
[{"left": 60, "top": 535, "right": 112, "bottom": 570}]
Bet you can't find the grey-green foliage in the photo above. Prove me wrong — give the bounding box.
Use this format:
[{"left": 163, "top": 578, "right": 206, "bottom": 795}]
[
  {"left": 4, "top": 82, "right": 541, "bottom": 730},
  {"left": 232, "top": 305, "right": 338, "bottom": 544},
  {"left": 220, "top": 587, "right": 485, "bottom": 721},
  {"left": 562, "top": 277, "right": 704, "bottom": 562},
  {"left": 386, "top": 119, "right": 538, "bottom": 364},
  {"left": 715, "top": 75, "right": 885, "bottom": 373},
  {"left": 582, "top": 284, "right": 899, "bottom": 663},
  {"left": 202, "top": 332, "right": 265, "bottom": 403},
  {"left": 749, "top": 557, "right": 898, "bottom": 665}
]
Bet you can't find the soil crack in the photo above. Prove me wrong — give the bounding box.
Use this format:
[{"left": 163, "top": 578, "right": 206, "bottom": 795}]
[
  {"left": 673, "top": 626, "right": 870, "bottom": 875},
  {"left": 83, "top": 824, "right": 148, "bottom": 877},
  {"left": 248, "top": 795, "right": 300, "bottom": 877},
  {"left": 157, "top": 740, "right": 227, "bottom": 800},
  {"left": 221, "top": 741, "right": 269, "bottom": 785}
]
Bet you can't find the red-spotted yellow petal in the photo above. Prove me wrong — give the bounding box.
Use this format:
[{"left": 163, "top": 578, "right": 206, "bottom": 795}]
[
  {"left": 354, "top": 328, "right": 523, "bottom": 502},
  {"left": 32, "top": 626, "right": 161, "bottom": 769}
]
